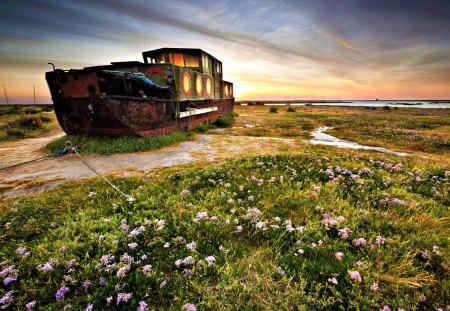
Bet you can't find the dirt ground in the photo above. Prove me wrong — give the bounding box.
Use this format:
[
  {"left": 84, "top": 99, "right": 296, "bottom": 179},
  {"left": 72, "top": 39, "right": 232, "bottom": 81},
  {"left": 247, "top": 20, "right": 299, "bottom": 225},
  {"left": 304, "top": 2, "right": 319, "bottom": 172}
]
[{"left": 0, "top": 125, "right": 299, "bottom": 197}]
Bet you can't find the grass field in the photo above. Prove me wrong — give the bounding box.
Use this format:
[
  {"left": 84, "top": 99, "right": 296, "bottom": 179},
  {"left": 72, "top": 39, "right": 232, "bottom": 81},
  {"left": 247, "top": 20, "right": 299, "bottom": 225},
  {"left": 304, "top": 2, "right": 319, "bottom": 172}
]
[
  {"left": 0, "top": 105, "right": 449, "bottom": 310},
  {"left": 0, "top": 105, "right": 57, "bottom": 142}
]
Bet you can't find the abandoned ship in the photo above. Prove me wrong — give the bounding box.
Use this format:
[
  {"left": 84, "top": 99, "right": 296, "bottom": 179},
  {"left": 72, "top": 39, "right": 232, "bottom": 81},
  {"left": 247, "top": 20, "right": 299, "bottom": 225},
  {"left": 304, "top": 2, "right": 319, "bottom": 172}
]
[{"left": 45, "top": 48, "right": 234, "bottom": 137}]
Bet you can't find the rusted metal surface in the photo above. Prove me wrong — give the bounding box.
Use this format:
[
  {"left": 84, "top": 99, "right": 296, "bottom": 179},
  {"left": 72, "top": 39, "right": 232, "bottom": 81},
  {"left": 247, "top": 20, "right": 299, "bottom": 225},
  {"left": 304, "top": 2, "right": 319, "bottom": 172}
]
[{"left": 46, "top": 48, "right": 234, "bottom": 137}]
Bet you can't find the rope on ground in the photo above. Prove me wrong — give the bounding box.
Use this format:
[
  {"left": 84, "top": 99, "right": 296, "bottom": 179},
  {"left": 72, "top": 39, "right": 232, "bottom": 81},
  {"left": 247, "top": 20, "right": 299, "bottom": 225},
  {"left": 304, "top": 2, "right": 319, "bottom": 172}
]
[
  {"left": 0, "top": 147, "right": 68, "bottom": 171},
  {"left": 67, "top": 142, "right": 130, "bottom": 199}
]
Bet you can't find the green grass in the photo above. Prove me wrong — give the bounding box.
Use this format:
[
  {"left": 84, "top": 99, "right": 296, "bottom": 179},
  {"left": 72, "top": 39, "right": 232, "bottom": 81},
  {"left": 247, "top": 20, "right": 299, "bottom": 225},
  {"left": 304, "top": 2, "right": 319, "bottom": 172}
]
[
  {"left": 44, "top": 112, "right": 238, "bottom": 154},
  {"left": 1, "top": 150, "right": 448, "bottom": 310},
  {"left": 233, "top": 105, "right": 450, "bottom": 156},
  {"left": 44, "top": 131, "right": 194, "bottom": 155},
  {"left": 0, "top": 105, "right": 56, "bottom": 142},
  {"left": 213, "top": 112, "right": 238, "bottom": 127}
]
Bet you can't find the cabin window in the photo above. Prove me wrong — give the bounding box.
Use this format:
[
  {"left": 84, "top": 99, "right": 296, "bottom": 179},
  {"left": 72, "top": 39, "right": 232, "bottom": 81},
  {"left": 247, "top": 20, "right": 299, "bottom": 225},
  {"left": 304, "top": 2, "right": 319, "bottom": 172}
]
[
  {"left": 151, "top": 53, "right": 165, "bottom": 63},
  {"left": 216, "top": 63, "right": 222, "bottom": 74},
  {"left": 169, "top": 53, "right": 184, "bottom": 66},
  {"left": 184, "top": 54, "right": 200, "bottom": 67},
  {"left": 202, "top": 54, "right": 209, "bottom": 68}
]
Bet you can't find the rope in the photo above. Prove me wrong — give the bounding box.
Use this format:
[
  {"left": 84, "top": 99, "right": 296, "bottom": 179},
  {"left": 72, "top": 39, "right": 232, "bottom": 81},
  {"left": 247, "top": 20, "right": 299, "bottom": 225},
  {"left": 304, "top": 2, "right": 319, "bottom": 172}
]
[
  {"left": 0, "top": 147, "right": 67, "bottom": 171},
  {"left": 68, "top": 143, "right": 129, "bottom": 199}
]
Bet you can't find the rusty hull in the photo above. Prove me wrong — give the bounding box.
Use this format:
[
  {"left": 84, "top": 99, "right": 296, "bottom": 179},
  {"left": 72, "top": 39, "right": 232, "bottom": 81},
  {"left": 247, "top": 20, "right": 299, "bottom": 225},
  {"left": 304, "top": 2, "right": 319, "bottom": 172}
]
[{"left": 51, "top": 95, "right": 234, "bottom": 137}]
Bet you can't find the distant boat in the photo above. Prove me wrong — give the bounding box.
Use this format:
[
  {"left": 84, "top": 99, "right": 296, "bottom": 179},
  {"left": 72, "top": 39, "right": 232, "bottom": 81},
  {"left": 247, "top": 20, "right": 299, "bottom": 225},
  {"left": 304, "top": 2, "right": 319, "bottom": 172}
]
[{"left": 46, "top": 48, "right": 234, "bottom": 137}]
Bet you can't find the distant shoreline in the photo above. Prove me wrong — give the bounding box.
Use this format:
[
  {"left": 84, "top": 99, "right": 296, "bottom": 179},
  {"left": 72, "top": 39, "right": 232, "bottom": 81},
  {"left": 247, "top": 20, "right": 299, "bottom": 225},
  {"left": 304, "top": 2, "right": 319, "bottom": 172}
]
[{"left": 235, "top": 99, "right": 450, "bottom": 104}]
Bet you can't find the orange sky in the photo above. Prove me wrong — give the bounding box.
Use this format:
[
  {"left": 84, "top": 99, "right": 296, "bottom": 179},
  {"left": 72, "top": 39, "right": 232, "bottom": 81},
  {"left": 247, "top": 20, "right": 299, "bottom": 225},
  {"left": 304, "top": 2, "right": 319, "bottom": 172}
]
[{"left": 1, "top": 0, "right": 450, "bottom": 104}]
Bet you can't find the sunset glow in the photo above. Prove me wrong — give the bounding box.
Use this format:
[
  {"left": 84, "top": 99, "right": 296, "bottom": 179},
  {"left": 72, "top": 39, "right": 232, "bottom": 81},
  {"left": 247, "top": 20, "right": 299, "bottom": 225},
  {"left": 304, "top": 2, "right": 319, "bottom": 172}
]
[{"left": 1, "top": 0, "right": 449, "bottom": 104}]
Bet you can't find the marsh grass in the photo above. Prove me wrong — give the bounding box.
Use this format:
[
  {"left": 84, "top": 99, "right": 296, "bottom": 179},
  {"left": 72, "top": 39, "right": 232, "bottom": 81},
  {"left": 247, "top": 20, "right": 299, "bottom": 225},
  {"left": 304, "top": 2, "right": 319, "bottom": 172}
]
[
  {"left": 233, "top": 105, "right": 450, "bottom": 156},
  {"left": 0, "top": 105, "right": 58, "bottom": 142},
  {"left": 1, "top": 150, "right": 448, "bottom": 310},
  {"left": 45, "top": 131, "right": 194, "bottom": 155},
  {"left": 44, "top": 112, "right": 237, "bottom": 154}
]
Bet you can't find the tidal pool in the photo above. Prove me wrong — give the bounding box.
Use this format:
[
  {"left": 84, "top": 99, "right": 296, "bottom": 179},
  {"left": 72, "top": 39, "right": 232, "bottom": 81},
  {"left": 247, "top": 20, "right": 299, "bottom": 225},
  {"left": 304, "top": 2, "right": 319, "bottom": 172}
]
[{"left": 310, "top": 127, "right": 410, "bottom": 156}]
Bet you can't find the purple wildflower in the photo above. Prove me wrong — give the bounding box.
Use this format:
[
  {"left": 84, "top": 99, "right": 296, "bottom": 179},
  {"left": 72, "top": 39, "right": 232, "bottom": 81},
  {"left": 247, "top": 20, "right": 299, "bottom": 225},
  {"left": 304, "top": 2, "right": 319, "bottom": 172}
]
[
  {"left": 186, "top": 241, "right": 196, "bottom": 251},
  {"left": 339, "top": 228, "right": 351, "bottom": 239},
  {"left": 16, "top": 247, "right": 26, "bottom": 255},
  {"left": 55, "top": 286, "right": 70, "bottom": 301},
  {"left": 40, "top": 263, "right": 53, "bottom": 271},
  {"left": 137, "top": 301, "right": 149, "bottom": 311},
  {"left": 0, "top": 291, "right": 13, "bottom": 308},
  {"left": 328, "top": 277, "right": 338, "bottom": 284},
  {"left": 117, "top": 293, "right": 133, "bottom": 304},
  {"left": 82, "top": 281, "right": 91, "bottom": 288},
  {"left": 371, "top": 282, "right": 379, "bottom": 292},
  {"left": 99, "top": 277, "right": 105, "bottom": 286},
  {"left": 205, "top": 256, "right": 215, "bottom": 266},
  {"left": 380, "top": 306, "right": 391, "bottom": 311},
  {"left": 353, "top": 238, "right": 367, "bottom": 246},
  {"left": 182, "top": 303, "right": 196, "bottom": 311},
  {"left": 335, "top": 252, "right": 344, "bottom": 260},
  {"left": 117, "top": 264, "right": 130, "bottom": 277},
  {"left": 26, "top": 300, "right": 36, "bottom": 310},
  {"left": 143, "top": 264, "right": 153, "bottom": 277},
  {"left": 180, "top": 189, "right": 190, "bottom": 195},
  {"left": 182, "top": 256, "right": 194, "bottom": 266},
  {"left": 348, "top": 270, "right": 362, "bottom": 283},
  {"left": 128, "top": 242, "right": 138, "bottom": 250},
  {"left": 85, "top": 303, "right": 93, "bottom": 311},
  {"left": 3, "top": 276, "right": 17, "bottom": 285}
]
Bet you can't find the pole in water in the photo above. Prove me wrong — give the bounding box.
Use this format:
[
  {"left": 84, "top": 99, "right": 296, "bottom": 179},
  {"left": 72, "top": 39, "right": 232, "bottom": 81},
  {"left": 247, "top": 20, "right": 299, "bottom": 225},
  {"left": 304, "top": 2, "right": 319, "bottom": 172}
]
[
  {"left": 34, "top": 85, "right": 38, "bottom": 105},
  {"left": 3, "top": 84, "right": 9, "bottom": 105}
]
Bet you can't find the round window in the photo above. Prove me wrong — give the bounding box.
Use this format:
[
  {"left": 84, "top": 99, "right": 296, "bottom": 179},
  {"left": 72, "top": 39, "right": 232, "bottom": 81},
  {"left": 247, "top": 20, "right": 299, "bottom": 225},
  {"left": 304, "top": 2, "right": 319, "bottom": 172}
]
[
  {"left": 182, "top": 72, "right": 191, "bottom": 96},
  {"left": 206, "top": 78, "right": 212, "bottom": 97},
  {"left": 196, "top": 75, "right": 202, "bottom": 96}
]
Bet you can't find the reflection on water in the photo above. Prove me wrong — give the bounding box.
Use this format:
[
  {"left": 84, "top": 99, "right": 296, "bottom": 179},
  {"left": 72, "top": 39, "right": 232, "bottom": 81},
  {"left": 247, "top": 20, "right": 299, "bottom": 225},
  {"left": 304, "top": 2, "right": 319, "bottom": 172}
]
[
  {"left": 263, "top": 100, "right": 450, "bottom": 109},
  {"left": 310, "top": 127, "right": 410, "bottom": 156}
]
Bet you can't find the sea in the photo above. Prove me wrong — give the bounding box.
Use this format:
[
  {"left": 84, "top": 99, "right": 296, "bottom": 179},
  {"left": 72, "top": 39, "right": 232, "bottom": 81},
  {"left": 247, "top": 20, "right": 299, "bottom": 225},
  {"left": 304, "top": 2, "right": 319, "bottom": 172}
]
[{"left": 258, "top": 100, "right": 450, "bottom": 109}]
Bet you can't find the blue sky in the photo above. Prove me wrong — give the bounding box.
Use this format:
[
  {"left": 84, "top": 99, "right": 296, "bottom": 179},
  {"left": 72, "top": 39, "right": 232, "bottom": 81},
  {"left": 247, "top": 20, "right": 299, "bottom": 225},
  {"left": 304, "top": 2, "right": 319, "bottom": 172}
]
[{"left": 1, "top": 0, "right": 449, "bottom": 103}]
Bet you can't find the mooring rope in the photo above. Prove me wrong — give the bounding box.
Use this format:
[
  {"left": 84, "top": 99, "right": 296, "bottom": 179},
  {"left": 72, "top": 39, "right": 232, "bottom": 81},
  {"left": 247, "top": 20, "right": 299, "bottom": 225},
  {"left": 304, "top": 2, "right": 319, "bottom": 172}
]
[
  {"left": 0, "top": 147, "right": 68, "bottom": 171},
  {"left": 67, "top": 142, "right": 130, "bottom": 199}
]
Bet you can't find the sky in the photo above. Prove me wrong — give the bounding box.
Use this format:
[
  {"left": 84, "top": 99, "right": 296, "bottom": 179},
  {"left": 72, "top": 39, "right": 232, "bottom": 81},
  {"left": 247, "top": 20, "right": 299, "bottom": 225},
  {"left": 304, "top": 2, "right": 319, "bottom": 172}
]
[{"left": 1, "top": 0, "right": 449, "bottom": 104}]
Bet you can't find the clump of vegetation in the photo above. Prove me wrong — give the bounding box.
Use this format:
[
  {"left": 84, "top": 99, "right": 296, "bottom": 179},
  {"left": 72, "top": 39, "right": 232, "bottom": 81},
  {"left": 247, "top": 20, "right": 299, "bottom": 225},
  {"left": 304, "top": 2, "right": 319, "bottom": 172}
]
[
  {"left": 39, "top": 115, "right": 52, "bottom": 123},
  {"left": 45, "top": 131, "right": 194, "bottom": 155},
  {"left": 5, "top": 128, "right": 26, "bottom": 138},
  {"left": 17, "top": 115, "right": 44, "bottom": 129},
  {"left": 0, "top": 105, "right": 58, "bottom": 142},
  {"left": 287, "top": 106, "right": 296, "bottom": 112},
  {"left": 0, "top": 152, "right": 448, "bottom": 310},
  {"left": 195, "top": 124, "right": 210, "bottom": 133},
  {"left": 23, "top": 107, "right": 38, "bottom": 114},
  {"left": 0, "top": 106, "right": 20, "bottom": 116},
  {"left": 269, "top": 106, "right": 278, "bottom": 113},
  {"left": 41, "top": 105, "right": 54, "bottom": 112},
  {"left": 213, "top": 112, "right": 238, "bottom": 128}
]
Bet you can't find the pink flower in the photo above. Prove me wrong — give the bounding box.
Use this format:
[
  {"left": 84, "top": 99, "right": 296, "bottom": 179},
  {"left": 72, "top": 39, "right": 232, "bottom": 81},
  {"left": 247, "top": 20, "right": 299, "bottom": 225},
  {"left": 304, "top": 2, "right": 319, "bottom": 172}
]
[
  {"left": 335, "top": 252, "right": 344, "bottom": 260},
  {"left": 353, "top": 238, "right": 367, "bottom": 246},
  {"left": 348, "top": 270, "right": 362, "bottom": 282},
  {"left": 205, "top": 256, "right": 215, "bottom": 266},
  {"left": 116, "top": 264, "right": 130, "bottom": 277},
  {"left": 180, "top": 189, "right": 190, "bottom": 195},
  {"left": 137, "top": 301, "right": 148, "bottom": 311},
  {"left": 380, "top": 306, "right": 391, "bottom": 311},
  {"left": 183, "top": 303, "right": 196, "bottom": 311},
  {"left": 370, "top": 282, "right": 379, "bottom": 292}
]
